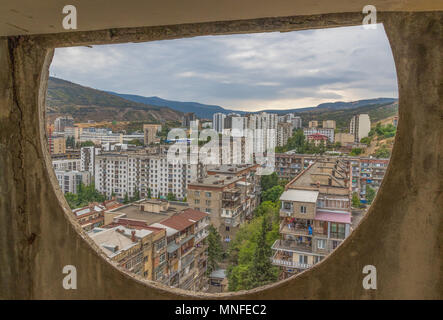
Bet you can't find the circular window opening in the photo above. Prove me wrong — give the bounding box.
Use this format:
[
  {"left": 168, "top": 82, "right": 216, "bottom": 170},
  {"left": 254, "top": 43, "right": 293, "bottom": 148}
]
[{"left": 44, "top": 23, "right": 398, "bottom": 293}]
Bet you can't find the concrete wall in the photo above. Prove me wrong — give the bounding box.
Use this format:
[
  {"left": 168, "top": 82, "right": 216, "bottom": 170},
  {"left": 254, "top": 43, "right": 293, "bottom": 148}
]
[{"left": 0, "top": 11, "right": 441, "bottom": 299}]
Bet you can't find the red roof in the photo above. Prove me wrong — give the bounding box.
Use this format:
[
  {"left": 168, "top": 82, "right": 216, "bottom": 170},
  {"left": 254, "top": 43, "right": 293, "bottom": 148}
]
[
  {"left": 308, "top": 133, "right": 328, "bottom": 140},
  {"left": 158, "top": 215, "right": 195, "bottom": 231},
  {"left": 159, "top": 209, "right": 208, "bottom": 231},
  {"left": 180, "top": 208, "right": 208, "bottom": 222},
  {"left": 315, "top": 210, "right": 351, "bottom": 224}
]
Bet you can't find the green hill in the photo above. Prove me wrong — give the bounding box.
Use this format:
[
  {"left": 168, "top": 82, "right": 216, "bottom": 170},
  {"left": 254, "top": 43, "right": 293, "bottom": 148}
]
[{"left": 46, "top": 77, "right": 183, "bottom": 122}]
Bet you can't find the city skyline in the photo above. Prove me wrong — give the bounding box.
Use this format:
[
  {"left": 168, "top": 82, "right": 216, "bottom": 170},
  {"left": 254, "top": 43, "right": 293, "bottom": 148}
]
[{"left": 50, "top": 24, "right": 398, "bottom": 112}]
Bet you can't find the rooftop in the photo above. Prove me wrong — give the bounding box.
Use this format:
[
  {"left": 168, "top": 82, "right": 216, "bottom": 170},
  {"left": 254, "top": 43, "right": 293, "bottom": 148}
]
[
  {"left": 280, "top": 189, "right": 319, "bottom": 203},
  {"left": 108, "top": 200, "right": 189, "bottom": 225}
]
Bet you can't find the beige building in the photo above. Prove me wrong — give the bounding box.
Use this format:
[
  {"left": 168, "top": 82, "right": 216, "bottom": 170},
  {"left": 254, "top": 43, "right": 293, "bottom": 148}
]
[
  {"left": 187, "top": 164, "right": 260, "bottom": 244},
  {"left": 322, "top": 120, "right": 336, "bottom": 129},
  {"left": 143, "top": 124, "right": 162, "bottom": 145},
  {"left": 272, "top": 158, "right": 352, "bottom": 279},
  {"left": 335, "top": 132, "right": 355, "bottom": 146},
  {"left": 277, "top": 122, "right": 293, "bottom": 147},
  {"left": 51, "top": 136, "right": 66, "bottom": 154},
  {"left": 308, "top": 120, "right": 318, "bottom": 128}
]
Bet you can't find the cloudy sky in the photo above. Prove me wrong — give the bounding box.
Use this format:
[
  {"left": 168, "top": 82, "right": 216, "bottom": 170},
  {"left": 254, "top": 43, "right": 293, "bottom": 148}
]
[{"left": 50, "top": 24, "right": 398, "bottom": 112}]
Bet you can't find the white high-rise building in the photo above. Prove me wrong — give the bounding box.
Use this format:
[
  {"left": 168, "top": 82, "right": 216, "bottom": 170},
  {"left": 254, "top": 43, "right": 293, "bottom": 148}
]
[
  {"left": 350, "top": 114, "right": 371, "bottom": 142},
  {"left": 247, "top": 112, "right": 278, "bottom": 154},
  {"left": 81, "top": 146, "right": 100, "bottom": 177},
  {"left": 52, "top": 159, "right": 81, "bottom": 171},
  {"left": 55, "top": 170, "right": 91, "bottom": 194},
  {"left": 213, "top": 113, "right": 226, "bottom": 133},
  {"left": 94, "top": 153, "right": 204, "bottom": 200}
]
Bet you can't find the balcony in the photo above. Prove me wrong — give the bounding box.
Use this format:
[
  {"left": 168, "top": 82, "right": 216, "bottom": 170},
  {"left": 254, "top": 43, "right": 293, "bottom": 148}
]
[
  {"left": 272, "top": 239, "right": 312, "bottom": 253},
  {"left": 271, "top": 257, "right": 312, "bottom": 270}
]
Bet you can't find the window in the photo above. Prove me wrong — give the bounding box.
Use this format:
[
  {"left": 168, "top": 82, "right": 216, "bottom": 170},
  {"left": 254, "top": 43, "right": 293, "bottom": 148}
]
[
  {"left": 283, "top": 202, "right": 292, "bottom": 210},
  {"left": 299, "top": 255, "right": 308, "bottom": 264},
  {"left": 159, "top": 253, "right": 166, "bottom": 264},
  {"left": 300, "top": 206, "right": 307, "bottom": 214},
  {"left": 205, "top": 192, "right": 211, "bottom": 198},
  {"left": 194, "top": 199, "right": 200, "bottom": 205},
  {"left": 205, "top": 208, "right": 211, "bottom": 214},
  {"left": 317, "top": 239, "right": 326, "bottom": 249},
  {"left": 194, "top": 191, "right": 200, "bottom": 197},
  {"left": 314, "top": 256, "right": 322, "bottom": 264},
  {"left": 205, "top": 200, "right": 211, "bottom": 206},
  {"left": 225, "top": 226, "right": 230, "bottom": 232}
]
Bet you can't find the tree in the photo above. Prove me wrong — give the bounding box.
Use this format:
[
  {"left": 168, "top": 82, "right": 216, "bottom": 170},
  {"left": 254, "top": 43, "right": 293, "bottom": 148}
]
[
  {"left": 250, "top": 218, "right": 279, "bottom": 288},
  {"left": 260, "top": 172, "right": 278, "bottom": 190},
  {"left": 166, "top": 192, "right": 177, "bottom": 201},
  {"left": 147, "top": 188, "right": 152, "bottom": 199},
  {"left": 278, "top": 179, "right": 289, "bottom": 187},
  {"left": 123, "top": 192, "right": 129, "bottom": 204},
  {"left": 79, "top": 140, "right": 95, "bottom": 147},
  {"left": 64, "top": 182, "right": 106, "bottom": 209},
  {"left": 207, "top": 225, "right": 224, "bottom": 275},
  {"left": 127, "top": 139, "right": 143, "bottom": 146},
  {"left": 374, "top": 146, "right": 390, "bottom": 158},
  {"left": 227, "top": 200, "right": 280, "bottom": 291},
  {"left": 352, "top": 192, "right": 360, "bottom": 208},
  {"left": 350, "top": 148, "right": 363, "bottom": 156},
  {"left": 261, "top": 185, "right": 284, "bottom": 203},
  {"left": 366, "top": 186, "right": 376, "bottom": 205}
]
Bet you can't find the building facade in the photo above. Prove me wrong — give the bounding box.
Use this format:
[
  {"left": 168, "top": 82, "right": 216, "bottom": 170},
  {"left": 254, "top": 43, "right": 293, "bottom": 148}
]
[
  {"left": 272, "top": 158, "right": 352, "bottom": 279},
  {"left": 350, "top": 114, "right": 371, "bottom": 142}
]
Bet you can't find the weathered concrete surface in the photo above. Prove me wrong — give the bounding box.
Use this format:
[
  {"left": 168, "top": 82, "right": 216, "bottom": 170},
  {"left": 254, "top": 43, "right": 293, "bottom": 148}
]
[
  {"left": 0, "top": 11, "right": 441, "bottom": 299},
  {"left": 1, "top": 0, "right": 442, "bottom": 37}
]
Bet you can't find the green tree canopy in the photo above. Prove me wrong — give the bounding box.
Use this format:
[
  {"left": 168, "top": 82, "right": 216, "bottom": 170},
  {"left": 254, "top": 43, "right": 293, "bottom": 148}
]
[
  {"left": 207, "top": 225, "right": 224, "bottom": 275},
  {"left": 261, "top": 185, "right": 284, "bottom": 203}
]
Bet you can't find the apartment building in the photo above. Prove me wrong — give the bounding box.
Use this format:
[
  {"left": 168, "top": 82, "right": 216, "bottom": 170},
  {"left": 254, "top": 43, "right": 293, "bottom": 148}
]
[
  {"left": 272, "top": 158, "right": 352, "bottom": 279},
  {"left": 182, "top": 112, "right": 197, "bottom": 127},
  {"left": 291, "top": 116, "right": 302, "bottom": 130},
  {"left": 103, "top": 199, "right": 209, "bottom": 290},
  {"left": 213, "top": 113, "right": 226, "bottom": 134},
  {"left": 187, "top": 164, "right": 260, "bottom": 243},
  {"left": 348, "top": 157, "right": 389, "bottom": 201},
  {"left": 143, "top": 124, "right": 162, "bottom": 145},
  {"left": 277, "top": 122, "right": 293, "bottom": 147},
  {"left": 151, "top": 209, "right": 210, "bottom": 291},
  {"left": 72, "top": 203, "right": 106, "bottom": 231},
  {"left": 308, "top": 120, "right": 318, "bottom": 128},
  {"left": 322, "top": 120, "right": 336, "bottom": 129},
  {"left": 55, "top": 170, "right": 91, "bottom": 194},
  {"left": 350, "top": 114, "right": 371, "bottom": 142},
  {"left": 54, "top": 116, "right": 74, "bottom": 132},
  {"left": 248, "top": 112, "right": 278, "bottom": 151},
  {"left": 303, "top": 127, "right": 335, "bottom": 143},
  {"left": 335, "top": 132, "right": 355, "bottom": 146},
  {"left": 94, "top": 151, "right": 203, "bottom": 200},
  {"left": 79, "top": 128, "right": 123, "bottom": 145},
  {"left": 52, "top": 158, "right": 81, "bottom": 171},
  {"left": 50, "top": 136, "right": 66, "bottom": 154},
  {"left": 80, "top": 146, "right": 100, "bottom": 176},
  {"left": 275, "top": 153, "right": 318, "bottom": 180},
  {"left": 90, "top": 224, "right": 168, "bottom": 281}
]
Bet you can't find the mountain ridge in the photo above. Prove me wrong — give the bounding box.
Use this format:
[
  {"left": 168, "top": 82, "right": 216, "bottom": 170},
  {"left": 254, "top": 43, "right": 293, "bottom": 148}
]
[{"left": 47, "top": 77, "right": 398, "bottom": 127}]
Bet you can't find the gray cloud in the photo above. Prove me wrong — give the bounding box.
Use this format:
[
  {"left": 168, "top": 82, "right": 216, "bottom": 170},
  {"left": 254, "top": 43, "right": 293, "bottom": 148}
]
[{"left": 50, "top": 24, "right": 398, "bottom": 111}]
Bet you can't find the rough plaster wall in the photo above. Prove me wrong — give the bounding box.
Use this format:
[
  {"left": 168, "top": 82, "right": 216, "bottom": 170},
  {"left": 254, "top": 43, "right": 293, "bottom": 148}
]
[{"left": 0, "top": 11, "right": 441, "bottom": 299}]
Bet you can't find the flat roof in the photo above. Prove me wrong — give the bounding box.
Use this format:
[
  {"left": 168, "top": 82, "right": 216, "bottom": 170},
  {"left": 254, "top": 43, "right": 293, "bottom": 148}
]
[
  {"left": 280, "top": 189, "right": 319, "bottom": 203},
  {"left": 110, "top": 203, "right": 183, "bottom": 225}
]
